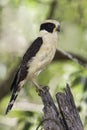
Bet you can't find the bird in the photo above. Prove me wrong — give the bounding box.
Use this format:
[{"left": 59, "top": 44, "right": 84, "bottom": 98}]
[{"left": 5, "top": 19, "right": 60, "bottom": 115}]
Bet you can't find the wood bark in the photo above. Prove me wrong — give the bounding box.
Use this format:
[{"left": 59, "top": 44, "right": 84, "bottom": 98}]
[{"left": 37, "top": 84, "right": 83, "bottom": 130}]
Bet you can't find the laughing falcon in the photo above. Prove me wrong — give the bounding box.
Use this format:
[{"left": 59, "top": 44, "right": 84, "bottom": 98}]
[{"left": 5, "top": 19, "right": 60, "bottom": 114}]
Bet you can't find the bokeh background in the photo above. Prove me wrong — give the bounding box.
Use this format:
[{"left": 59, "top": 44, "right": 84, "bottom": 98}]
[{"left": 0, "top": 0, "right": 87, "bottom": 129}]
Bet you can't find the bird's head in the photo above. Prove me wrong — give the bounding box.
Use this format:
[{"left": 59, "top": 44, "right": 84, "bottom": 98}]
[{"left": 40, "top": 19, "right": 60, "bottom": 33}]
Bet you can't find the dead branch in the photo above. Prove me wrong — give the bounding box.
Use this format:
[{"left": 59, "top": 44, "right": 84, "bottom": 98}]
[
  {"left": 37, "top": 85, "right": 83, "bottom": 130},
  {"left": 54, "top": 49, "right": 87, "bottom": 68}
]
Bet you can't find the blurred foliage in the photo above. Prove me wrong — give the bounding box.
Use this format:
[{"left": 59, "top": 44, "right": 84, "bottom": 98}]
[{"left": 0, "top": 0, "right": 87, "bottom": 129}]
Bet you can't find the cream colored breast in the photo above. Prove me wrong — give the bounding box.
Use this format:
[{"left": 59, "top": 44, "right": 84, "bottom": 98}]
[{"left": 28, "top": 31, "right": 58, "bottom": 78}]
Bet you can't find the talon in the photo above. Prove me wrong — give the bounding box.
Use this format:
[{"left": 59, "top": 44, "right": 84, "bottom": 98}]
[
  {"left": 36, "top": 85, "right": 45, "bottom": 93},
  {"left": 32, "top": 80, "right": 45, "bottom": 93}
]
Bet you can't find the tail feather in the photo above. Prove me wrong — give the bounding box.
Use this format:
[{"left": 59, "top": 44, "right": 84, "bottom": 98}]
[{"left": 5, "top": 87, "right": 20, "bottom": 115}]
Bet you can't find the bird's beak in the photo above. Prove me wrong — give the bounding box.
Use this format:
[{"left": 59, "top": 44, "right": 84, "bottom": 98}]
[{"left": 56, "top": 25, "right": 60, "bottom": 32}]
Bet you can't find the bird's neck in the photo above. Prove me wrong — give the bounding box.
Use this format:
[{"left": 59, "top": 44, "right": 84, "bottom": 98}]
[
  {"left": 39, "top": 30, "right": 58, "bottom": 43},
  {"left": 39, "top": 30, "right": 57, "bottom": 37},
  {"left": 39, "top": 30, "right": 49, "bottom": 37}
]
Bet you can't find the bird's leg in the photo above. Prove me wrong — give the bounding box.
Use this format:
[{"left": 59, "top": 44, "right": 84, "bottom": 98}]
[{"left": 32, "top": 79, "right": 44, "bottom": 92}]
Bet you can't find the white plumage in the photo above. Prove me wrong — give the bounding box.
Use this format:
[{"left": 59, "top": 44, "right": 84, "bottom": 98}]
[{"left": 28, "top": 30, "right": 58, "bottom": 78}]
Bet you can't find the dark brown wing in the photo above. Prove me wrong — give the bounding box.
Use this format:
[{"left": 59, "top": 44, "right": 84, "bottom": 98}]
[
  {"left": 10, "top": 37, "right": 43, "bottom": 91},
  {"left": 5, "top": 37, "right": 43, "bottom": 115}
]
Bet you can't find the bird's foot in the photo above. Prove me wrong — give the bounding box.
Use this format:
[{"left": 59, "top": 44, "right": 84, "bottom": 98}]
[
  {"left": 32, "top": 80, "right": 45, "bottom": 93},
  {"left": 35, "top": 85, "right": 45, "bottom": 93}
]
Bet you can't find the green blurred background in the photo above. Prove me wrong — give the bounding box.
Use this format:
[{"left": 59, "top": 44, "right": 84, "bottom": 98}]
[{"left": 0, "top": 0, "right": 87, "bottom": 129}]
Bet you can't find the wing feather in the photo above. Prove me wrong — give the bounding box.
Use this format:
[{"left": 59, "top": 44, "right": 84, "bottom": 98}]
[{"left": 10, "top": 37, "right": 43, "bottom": 91}]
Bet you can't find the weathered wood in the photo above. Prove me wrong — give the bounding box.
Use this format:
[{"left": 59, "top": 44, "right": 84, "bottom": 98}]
[
  {"left": 38, "top": 86, "right": 64, "bottom": 130},
  {"left": 56, "top": 84, "right": 83, "bottom": 130},
  {"left": 38, "top": 85, "right": 83, "bottom": 130}
]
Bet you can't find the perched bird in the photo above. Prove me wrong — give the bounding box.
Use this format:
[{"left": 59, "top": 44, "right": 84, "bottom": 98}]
[{"left": 5, "top": 19, "right": 60, "bottom": 115}]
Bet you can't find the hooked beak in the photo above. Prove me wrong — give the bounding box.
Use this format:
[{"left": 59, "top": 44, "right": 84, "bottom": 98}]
[{"left": 57, "top": 25, "right": 60, "bottom": 32}]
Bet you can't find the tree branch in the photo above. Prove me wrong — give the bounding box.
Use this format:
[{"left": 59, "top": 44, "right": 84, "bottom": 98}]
[
  {"left": 47, "top": 0, "right": 58, "bottom": 19},
  {"left": 54, "top": 49, "right": 87, "bottom": 68},
  {"left": 37, "top": 85, "right": 83, "bottom": 130}
]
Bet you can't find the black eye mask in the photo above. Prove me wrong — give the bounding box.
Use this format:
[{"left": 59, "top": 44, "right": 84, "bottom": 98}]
[{"left": 40, "top": 22, "right": 55, "bottom": 33}]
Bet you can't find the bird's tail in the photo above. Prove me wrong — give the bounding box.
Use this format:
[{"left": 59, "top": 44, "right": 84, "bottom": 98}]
[{"left": 5, "top": 87, "right": 20, "bottom": 115}]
